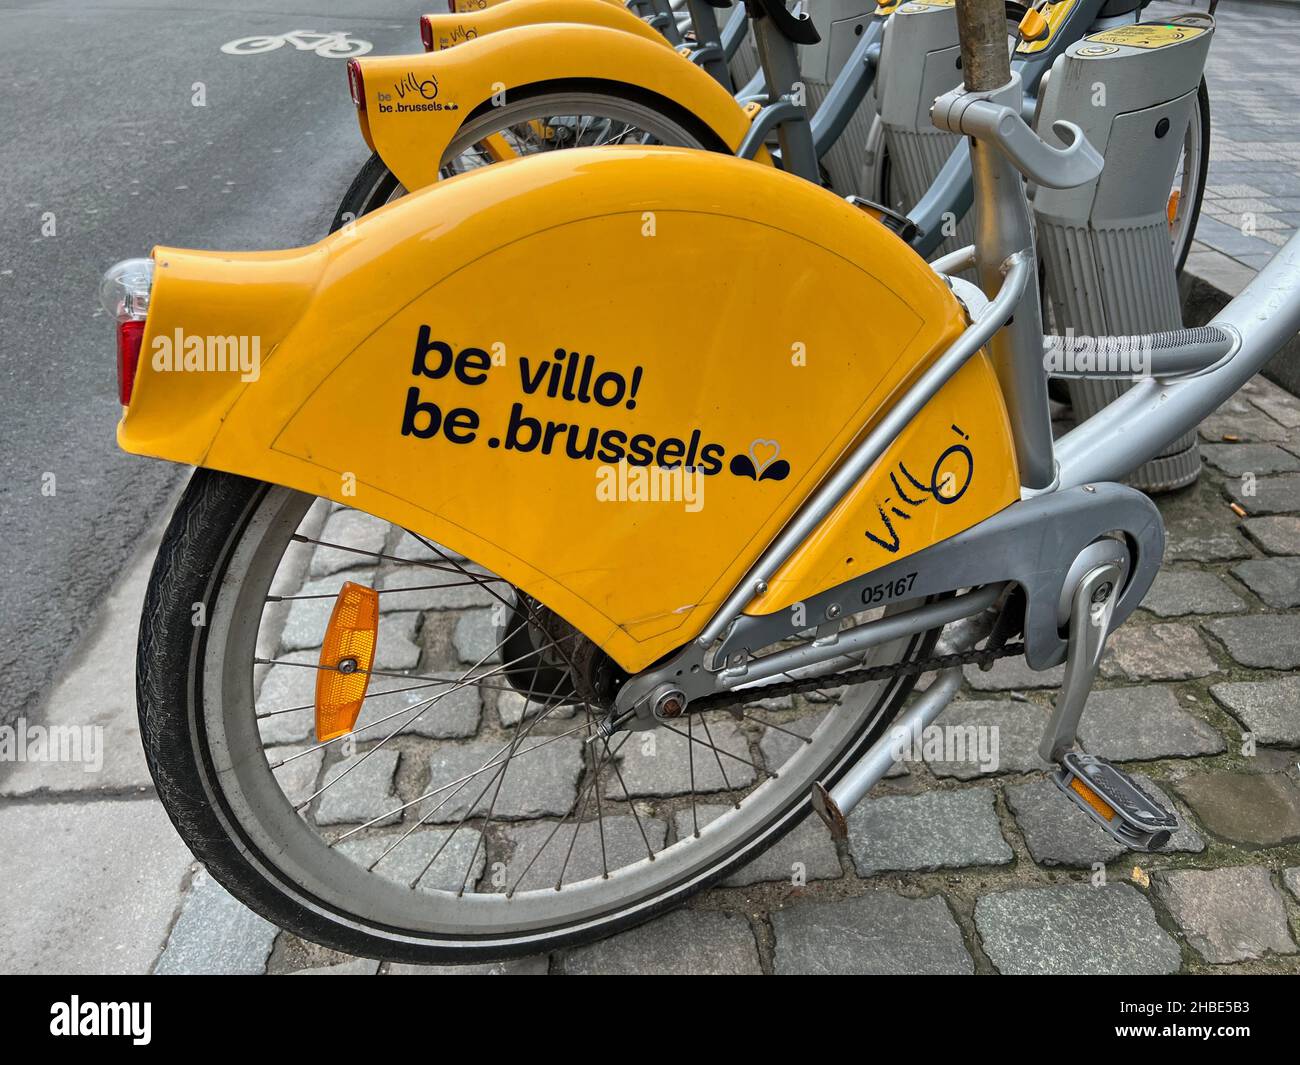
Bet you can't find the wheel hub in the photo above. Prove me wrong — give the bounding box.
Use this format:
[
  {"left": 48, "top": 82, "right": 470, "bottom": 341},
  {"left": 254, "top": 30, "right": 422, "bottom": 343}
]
[{"left": 498, "top": 590, "right": 623, "bottom": 708}]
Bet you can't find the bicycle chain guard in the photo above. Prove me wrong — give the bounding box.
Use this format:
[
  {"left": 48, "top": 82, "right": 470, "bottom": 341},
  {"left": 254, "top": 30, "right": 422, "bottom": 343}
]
[{"left": 612, "top": 481, "right": 1163, "bottom": 724}]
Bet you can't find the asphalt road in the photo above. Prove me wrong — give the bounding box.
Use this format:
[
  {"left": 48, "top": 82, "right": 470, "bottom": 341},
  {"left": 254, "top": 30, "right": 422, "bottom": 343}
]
[{"left": 0, "top": 1, "right": 428, "bottom": 723}]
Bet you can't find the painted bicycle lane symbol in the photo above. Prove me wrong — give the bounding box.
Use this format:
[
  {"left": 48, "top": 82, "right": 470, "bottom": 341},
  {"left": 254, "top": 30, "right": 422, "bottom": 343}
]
[{"left": 221, "top": 30, "right": 372, "bottom": 59}]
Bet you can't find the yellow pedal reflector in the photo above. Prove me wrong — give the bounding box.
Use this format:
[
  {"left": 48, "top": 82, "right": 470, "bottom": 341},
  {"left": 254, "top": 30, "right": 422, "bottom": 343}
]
[
  {"left": 1018, "top": 7, "right": 1049, "bottom": 43},
  {"left": 314, "top": 581, "right": 380, "bottom": 743},
  {"left": 1070, "top": 776, "right": 1117, "bottom": 822},
  {"left": 1166, "top": 188, "right": 1182, "bottom": 228}
]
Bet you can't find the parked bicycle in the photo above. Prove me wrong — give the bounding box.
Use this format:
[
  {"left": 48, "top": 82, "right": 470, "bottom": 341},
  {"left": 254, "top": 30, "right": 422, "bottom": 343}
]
[{"left": 99, "top": 0, "right": 1287, "bottom": 962}]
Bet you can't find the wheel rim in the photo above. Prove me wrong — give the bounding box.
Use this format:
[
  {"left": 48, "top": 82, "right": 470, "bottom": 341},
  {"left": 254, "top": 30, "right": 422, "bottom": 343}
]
[
  {"left": 1168, "top": 86, "right": 1206, "bottom": 267},
  {"left": 197, "top": 485, "right": 926, "bottom": 945},
  {"left": 369, "top": 90, "right": 712, "bottom": 210}
]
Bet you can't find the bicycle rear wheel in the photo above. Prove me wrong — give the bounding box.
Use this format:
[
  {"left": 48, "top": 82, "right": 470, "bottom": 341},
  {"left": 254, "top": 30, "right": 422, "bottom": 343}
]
[{"left": 138, "top": 470, "right": 939, "bottom": 961}]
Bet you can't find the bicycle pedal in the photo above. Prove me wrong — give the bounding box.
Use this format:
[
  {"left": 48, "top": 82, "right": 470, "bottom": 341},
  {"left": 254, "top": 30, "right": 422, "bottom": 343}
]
[{"left": 1052, "top": 751, "right": 1177, "bottom": 851}]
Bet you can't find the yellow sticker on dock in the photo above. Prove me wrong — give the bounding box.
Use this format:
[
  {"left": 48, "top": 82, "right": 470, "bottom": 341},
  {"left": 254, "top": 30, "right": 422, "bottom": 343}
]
[{"left": 1087, "top": 23, "right": 1207, "bottom": 49}]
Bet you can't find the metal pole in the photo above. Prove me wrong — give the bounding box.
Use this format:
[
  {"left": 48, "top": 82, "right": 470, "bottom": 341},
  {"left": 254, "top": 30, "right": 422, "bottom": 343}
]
[
  {"left": 952, "top": 0, "right": 1057, "bottom": 490},
  {"left": 955, "top": 0, "right": 1012, "bottom": 91}
]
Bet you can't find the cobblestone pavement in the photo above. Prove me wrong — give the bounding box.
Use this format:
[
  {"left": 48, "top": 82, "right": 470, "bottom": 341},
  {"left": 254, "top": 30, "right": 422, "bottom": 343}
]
[{"left": 3, "top": 5, "right": 1300, "bottom": 977}]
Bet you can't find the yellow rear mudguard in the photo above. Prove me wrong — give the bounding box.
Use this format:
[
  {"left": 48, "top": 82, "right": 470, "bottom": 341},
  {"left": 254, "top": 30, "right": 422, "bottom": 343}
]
[
  {"left": 422, "top": 0, "right": 667, "bottom": 52},
  {"left": 447, "top": 0, "right": 624, "bottom": 9},
  {"left": 120, "top": 148, "right": 1018, "bottom": 673},
  {"left": 352, "top": 24, "right": 758, "bottom": 193}
]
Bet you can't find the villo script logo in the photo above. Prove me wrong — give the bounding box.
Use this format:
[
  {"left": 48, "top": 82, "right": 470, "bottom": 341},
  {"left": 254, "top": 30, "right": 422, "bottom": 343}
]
[
  {"left": 395, "top": 71, "right": 438, "bottom": 100},
  {"left": 50, "top": 997, "right": 151, "bottom": 1045}
]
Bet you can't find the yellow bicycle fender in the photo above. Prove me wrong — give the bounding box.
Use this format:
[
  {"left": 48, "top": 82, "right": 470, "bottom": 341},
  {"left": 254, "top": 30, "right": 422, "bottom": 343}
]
[
  {"left": 352, "top": 25, "right": 760, "bottom": 193},
  {"left": 422, "top": 0, "right": 668, "bottom": 52},
  {"left": 119, "top": 147, "right": 1016, "bottom": 673},
  {"left": 446, "top": 0, "right": 623, "bottom": 10},
  {"left": 751, "top": 353, "right": 1018, "bottom": 616}
]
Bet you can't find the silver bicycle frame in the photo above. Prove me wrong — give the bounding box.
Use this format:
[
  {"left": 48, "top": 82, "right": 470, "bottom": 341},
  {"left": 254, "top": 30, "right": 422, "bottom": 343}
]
[
  {"left": 618, "top": 0, "right": 1300, "bottom": 722},
  {"left": 731, "top": 79, "right": 1300, "bottom": 625},
  {"left": 612, "top": 0, "right": 1299, "bottom": 830},
  {"left": 956, "top": 62, "right": 1300, "bottom": 494}
]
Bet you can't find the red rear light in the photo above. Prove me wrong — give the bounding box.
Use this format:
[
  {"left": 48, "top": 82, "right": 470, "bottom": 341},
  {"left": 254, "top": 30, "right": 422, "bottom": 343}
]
[
  {"left": 347, "top": 59, "right": 366, "bottom": 111},
  {"left": 117, "top": 319, "right": 145, "bottom": 406},
  {"left": 420, "top": 15, "right": 434, "bottom": 51},
  {"left": 101, "top": 257, "right": 153, "bottom": 406}
]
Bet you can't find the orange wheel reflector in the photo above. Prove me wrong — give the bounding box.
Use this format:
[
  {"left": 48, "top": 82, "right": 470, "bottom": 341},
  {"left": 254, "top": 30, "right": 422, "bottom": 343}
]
[
  {"left": 1070, "top": 776, "right": 1116, "bottom": 822},
  {"left": 314, "top": 581, "right": 380, "bottom": 743},
  {"left": 1167, "top": 188, "right": 1181, "bottom": 228}
]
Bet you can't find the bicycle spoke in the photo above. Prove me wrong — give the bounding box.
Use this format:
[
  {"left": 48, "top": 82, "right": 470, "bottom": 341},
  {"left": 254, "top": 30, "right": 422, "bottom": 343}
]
[
  {"left": 599, "top": 122, "right": 643, "bottom": 148},
  {"left": 687, "top": 713, "right": 699, "bottom": 839},
  {"left": 454, "top": 705, "right": 532, "bottom": 896},
  {"left": 452, "top": 623, "right": 554, "bottom": 895},
  {"left": 269, "top": 577, "right": 497, "bottom": 603},
  {"left": 257, "top": 624, "right": 584, "bottom": 750},
  {"left": 360, "top": 666, "right": 574, "bottom": 881},
  {"left": 282, "top": 621, "right": 530, "bottom": 789},
  {"left": 256, "top": 676, "right": 480, "bottom": 721},
  {"left": 578, "top": 700, "right": 609, "bottom": 883},
  {"left": 264, "top": 647, "right": 542, "bottom": 769},
  {"left": 255, "top": 671, "right": 580, "bottom": 721},
  {"left": 743, "top": 714, "right": 813, "bottom": 744},
  {"left": 591, "top": 724, "right": 658, "bottom": 863},
  {"left": 257, "top": 634, "right": 581, "bottom": 690},
  {"left": 406, "top": 681, "right": 564, "bottom": 891},
  {"left": 659, "top": 719, "right": 764, "bottom": 780},
  {"left": 339, "top": 718, "right": 587, "bottom": 847},
  {"left": 699, "top": 715, "right": 742, "bottom": 810},
  {"left": 287, "top": 532, "right": 500, "bottom": 576},
  {"left": 405, "top": 532, "right": 525, "bottom": 618},
  {"left": 504, "top": 730, "right": 631, "bottom": 897}
]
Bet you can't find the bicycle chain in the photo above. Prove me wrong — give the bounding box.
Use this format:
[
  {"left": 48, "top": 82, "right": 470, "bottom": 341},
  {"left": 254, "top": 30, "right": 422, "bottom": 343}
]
[{"left": 687, "top": 640, "right": 1027, "bottom": 716}]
